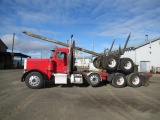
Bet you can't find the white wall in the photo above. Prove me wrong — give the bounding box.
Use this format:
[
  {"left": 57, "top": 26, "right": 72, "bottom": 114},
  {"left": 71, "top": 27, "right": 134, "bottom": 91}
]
[
  {"left": 122, "top": 39, "right": 160, "bottom": 72},
  {"left": 122, "top": 50, "right": 135, "bottom": 62},
  {"left": 75, "top": 58, "right": 91, "bottom": 67}
]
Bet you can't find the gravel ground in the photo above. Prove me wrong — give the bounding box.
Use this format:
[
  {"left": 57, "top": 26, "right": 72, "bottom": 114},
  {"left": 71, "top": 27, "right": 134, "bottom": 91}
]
[{"left": 0, "top": 69, "right": 160, "bottom": 120}]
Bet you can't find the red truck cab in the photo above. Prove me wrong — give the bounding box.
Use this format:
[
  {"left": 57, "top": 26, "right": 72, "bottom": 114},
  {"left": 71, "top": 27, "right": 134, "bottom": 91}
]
[
  {"left": 23, "top": 47, "right": 70, "bottom": 80},
  {"left": 22, "top": 44, "right": 108, "bottom": 89}
]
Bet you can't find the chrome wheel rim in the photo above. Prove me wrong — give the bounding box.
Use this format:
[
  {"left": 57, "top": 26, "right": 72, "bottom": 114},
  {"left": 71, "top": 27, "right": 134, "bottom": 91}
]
[
  {"left": 29, "top": 75, "right": 40, "bottom": 86},
  {"left": 90, "top": 75, "right": 99, "bottom": 84}
]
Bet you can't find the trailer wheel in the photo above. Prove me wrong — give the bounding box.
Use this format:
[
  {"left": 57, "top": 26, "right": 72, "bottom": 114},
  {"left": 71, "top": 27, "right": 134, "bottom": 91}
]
[
  {"left": 112, "top": 73, "right": 126, "bottom": 88},
  {"left": 120, "top": 58, "right": 134, "bottom": 73},
  {"left": 127, "top": 73, "right": 142, "bottom": 87},
  {"left": 102, "top": 56, "right": 107, "bottom": 69},
  {"left": 106, "top": 56, "right": 118, "bottom": 72},
  {"left": 25, "top": 72, "right": 44, "bottom": 89},
  {"left": 87, "top": 73, "right": 101, "bottom": 87},
  {"left": 93, "top": 57, "right": 101, "bottom": 69}
]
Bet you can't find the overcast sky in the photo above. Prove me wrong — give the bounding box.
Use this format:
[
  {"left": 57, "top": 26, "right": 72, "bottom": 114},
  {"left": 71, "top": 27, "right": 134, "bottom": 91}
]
[{"left": 0, "top": 0, "right": 160, "bottom": 58}]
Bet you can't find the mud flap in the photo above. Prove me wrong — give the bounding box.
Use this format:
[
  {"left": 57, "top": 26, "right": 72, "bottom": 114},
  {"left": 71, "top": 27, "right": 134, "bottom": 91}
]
[
  {"left": 107, "top": 73, "right": 115, "bottom": 82},
  {"left": 21, "top": 72, "right": 28, "bottom": 82},
  {"left": 139, "top": 73, "right": 150, "bottom": 87}
]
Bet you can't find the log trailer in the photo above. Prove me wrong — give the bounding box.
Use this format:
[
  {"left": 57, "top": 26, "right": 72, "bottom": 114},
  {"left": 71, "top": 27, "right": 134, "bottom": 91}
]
[{"left": 21, "top": 31, "right": 151, "bottom": 89}]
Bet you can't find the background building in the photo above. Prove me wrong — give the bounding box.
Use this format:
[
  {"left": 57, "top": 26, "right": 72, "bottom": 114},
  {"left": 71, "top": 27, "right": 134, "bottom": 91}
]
[
  {"left": 0, "top": 39, "right": 30, "bottom": 69},
  {"left": 122, "top": 37, "right": 160, "bottom": 73},
  {"left": 75, "top": 56, "right": 91, "bottom": 68},
  {"left": 75, "top": 37, "right": 160, "bottom": 73}
]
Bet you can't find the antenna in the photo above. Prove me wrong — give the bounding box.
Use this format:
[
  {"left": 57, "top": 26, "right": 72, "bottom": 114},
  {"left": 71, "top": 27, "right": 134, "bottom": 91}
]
[{"left": 145, "top": 35, "right": 148, "bottom": 42}]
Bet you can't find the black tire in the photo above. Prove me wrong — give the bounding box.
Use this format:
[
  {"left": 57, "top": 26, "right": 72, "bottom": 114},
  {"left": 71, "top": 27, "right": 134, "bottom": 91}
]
[
  {"left": 93, "top": 57, "right": 101, "bottom": 69},
  {"left": 106, "top": 56, "right": 118, "bottom": 72},
  {"left": 127, "top": 73, "right": 142, "bottom": 87},
  {"left": 25, "top": 72, "right": 44, "bottom": 89},
  {"left": 112, "top": 73, "right": 127, "bottom": 88},
  {"left": 87, "top": 73, "right": 101, "bottom": 87},
  {"left": 102, "top": 56, "right": 107, "bottom": 69},
  {"left": 120, "top": 58, "right": 134, "bottom": 73}
]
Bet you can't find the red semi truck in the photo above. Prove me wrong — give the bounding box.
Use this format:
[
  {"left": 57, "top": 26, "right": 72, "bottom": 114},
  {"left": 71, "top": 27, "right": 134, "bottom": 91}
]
[{"left": 21, "top": 32, "right": 151, "bottom": 89}]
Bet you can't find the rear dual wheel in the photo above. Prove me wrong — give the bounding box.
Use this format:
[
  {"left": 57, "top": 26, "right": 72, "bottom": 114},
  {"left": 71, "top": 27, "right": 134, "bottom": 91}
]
[
  {"left": 127, "top": 73, "right": 142, "bottom": 87},
  {"left": 111, "top": 73, "right": 142, "bottom": 88},
  {"left": 120, "top": 58, "right": 134, "bottom": 73},
  {"left": 93, "top": 57, "right": 101, "bottom": 69},
  {"left": 94, "top": 57, "right": 134, "bottom": 74},
  {"left": 102, "top": 56, "right": 118, "bottom": 72},
  {"left": 94, "top": 56, "right": 119, "bottom": 72},
  {"left": 111, "top": 73, "right": 127, "bottom": 88}
]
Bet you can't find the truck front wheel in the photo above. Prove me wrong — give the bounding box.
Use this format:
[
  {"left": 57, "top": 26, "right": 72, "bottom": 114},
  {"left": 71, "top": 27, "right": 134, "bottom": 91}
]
[{"left": 25, "top": 72, "right": 44, "bottom": 89}]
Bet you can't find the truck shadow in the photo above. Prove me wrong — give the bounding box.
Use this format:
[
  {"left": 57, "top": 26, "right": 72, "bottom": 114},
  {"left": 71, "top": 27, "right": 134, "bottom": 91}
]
[{"left": 43, "top": 80, "right": 109, "bottom": 89}]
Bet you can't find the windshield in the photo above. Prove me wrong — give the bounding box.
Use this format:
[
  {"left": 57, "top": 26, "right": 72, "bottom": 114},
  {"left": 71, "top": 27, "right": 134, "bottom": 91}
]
[{"left": 50, "top": 50, "right": 55, "bottom": 58}]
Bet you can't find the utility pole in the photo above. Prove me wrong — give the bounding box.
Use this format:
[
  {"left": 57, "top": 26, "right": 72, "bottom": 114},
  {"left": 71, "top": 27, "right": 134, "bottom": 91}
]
[
  {"left": 11, "top": 33, "right": 15, "bottom": 68},
  {"left": 12, "top": 33, "right": 15, "bottom": 53}
]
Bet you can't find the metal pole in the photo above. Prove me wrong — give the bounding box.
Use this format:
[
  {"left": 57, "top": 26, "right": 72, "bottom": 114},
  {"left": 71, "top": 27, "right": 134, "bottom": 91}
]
[
  {"left": 11, "top": 33, "right": 15, "bottom": 68},
  {"left": 67, "top": 40, "right": 69, "bottom": 45},
  {"left": 12, "top": 33, "right": 15, "bottom": 53}
]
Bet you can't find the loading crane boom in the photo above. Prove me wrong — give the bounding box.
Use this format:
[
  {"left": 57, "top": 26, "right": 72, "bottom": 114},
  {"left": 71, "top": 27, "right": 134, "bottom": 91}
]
[{"left": 23, "top": 31, "right": 101, "bottom": 56}]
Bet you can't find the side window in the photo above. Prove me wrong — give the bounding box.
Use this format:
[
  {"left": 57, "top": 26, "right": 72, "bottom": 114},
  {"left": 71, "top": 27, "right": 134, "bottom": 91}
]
[
  {"left": 60, "top": 53, "right": 65, "bottom": 59},
  {"left": 57, "top": 52, "right": 66, "bottom": 59}
]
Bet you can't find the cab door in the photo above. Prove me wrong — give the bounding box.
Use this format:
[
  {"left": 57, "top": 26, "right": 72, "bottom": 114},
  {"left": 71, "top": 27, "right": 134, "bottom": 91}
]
[{"left": 55, "top": 52, "right": 67, "bottom": 73}]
